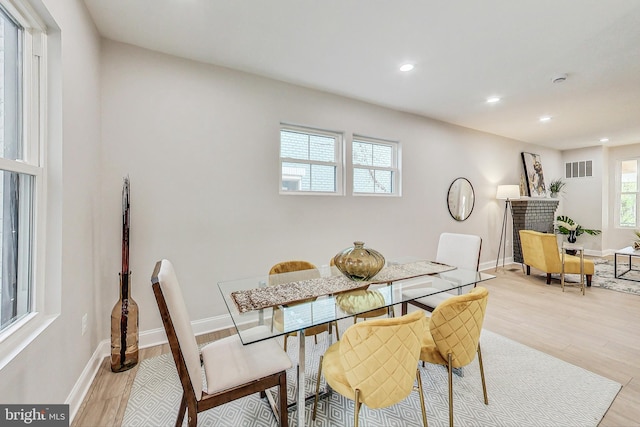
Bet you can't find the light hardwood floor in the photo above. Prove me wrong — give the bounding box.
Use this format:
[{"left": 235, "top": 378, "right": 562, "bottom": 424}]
[{"left": 72, "top": 264, "right": 640, "bottom": 427}]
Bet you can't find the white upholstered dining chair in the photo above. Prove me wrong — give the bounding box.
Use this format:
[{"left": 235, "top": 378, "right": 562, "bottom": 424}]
[
  {"left": 402, "top": 232, "right": 482, "bottom": 314},
  {"left": 151, "top": 259, "right": 292, "bottom": 427}
]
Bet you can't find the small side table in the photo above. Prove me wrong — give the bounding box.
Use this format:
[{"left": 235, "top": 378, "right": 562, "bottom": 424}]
[{"left": 561, "top": 242, "right": 585, "bottom": 295}]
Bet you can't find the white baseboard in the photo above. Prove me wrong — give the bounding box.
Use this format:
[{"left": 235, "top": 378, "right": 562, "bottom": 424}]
[
  {"left": 480, "top": 257, "right": 514, "bottom": 272},
  {"left": 66, "top": 313, "right": 234, "bottom": 424},
  {"left": 65, "top": 339, "right": 109, "bottom": 422}
]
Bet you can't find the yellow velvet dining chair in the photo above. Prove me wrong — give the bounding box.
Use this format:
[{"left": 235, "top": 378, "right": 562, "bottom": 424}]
[
  {"left": 269, "top": 260, "right": 339, "bottom": 351},
  {"left": 151, "top": 259, "right": 292, "bottom": 427},
  {"left": 419, "top": 286, "right": 489, "bottom": 427},
  {"left": 312, "top": 310, "right": 429, "bottom": 427}
]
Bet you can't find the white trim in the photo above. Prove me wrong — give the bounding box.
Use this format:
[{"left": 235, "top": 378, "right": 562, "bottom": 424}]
[
  {"left": 279, "top": 123, "right": 344, "bottom": 195},
  {"left": 351, "top": 135, "right": 401, "bottom": 196},
  {"left": 0, "top": 313, "right": 57, "bottom": 370},
  {"left": 137, "top": 313, "right": 233, "bottom": 350},
  {"left": 66, "top": 313, "right": 236, "bottom": 424},
  {"left": 0, "top": 0, "right": 46, "bottom": 30},
  {"left": 66, "top": 339, "right": 107, "bottom": 422}
]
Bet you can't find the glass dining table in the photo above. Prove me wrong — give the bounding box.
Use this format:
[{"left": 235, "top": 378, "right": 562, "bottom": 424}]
[{"left": 218, "top": 260, "right": 494, "bottom": 427}]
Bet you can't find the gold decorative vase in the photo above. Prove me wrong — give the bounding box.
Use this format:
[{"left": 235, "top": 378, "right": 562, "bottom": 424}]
[
  {"left": 333, "top": 241, "right": 385, "bottom": 281},
  {"left": 336, "top": 289, "right": 386, "bottom": 314}
]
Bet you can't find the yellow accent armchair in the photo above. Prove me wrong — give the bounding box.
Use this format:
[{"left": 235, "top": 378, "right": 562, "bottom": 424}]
[{"left": 519, "top": 230, "right": 594, "bottom": 286}]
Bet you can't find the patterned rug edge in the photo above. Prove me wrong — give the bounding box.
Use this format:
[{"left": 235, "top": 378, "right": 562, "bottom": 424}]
[{"left": 123, "top": 324, "right": 622, "bottom": 427}]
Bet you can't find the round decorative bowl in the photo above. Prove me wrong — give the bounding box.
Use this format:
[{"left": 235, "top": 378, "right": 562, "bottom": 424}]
[
  {"left": 333, "top": 241, "right": 385, "bottom": 281},
  {"left": 335, "top": 289, "right": 385, "bottom": 315}
]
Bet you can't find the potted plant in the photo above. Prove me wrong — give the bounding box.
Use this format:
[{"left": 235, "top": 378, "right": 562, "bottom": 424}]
[
  {"left": 549, "top": 178, "right": 566, "bottom": 198},
  {"left": 556, "top": 215, "right": 601, "bottom": 243},
  {"left": 633, "top": 230, "right": 640, "bottom": 250}
]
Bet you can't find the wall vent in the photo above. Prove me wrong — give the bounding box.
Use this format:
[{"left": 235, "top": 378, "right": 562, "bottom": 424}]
[{"left": 565, "top": 160, "right": 593, "bottom": 178}]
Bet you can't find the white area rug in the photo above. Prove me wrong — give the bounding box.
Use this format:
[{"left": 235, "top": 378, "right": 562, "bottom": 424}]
[{"left": 123, "top": 320, "right": 621, "bottom": 427}]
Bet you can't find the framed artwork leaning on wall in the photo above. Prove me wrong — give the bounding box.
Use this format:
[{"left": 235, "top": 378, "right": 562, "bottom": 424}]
[{"left": 521, "top": 152, "right": 546, "bottom": 197}]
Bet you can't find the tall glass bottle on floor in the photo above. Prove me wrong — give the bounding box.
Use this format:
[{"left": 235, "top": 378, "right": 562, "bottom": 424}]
[{"left": 111, "top": 176, "right": 139, "bottom": 372}]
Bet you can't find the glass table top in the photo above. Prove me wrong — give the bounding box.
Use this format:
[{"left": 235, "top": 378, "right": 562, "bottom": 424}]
[{"left": 218, "top": 261, "right": 494, "bottom": 345}]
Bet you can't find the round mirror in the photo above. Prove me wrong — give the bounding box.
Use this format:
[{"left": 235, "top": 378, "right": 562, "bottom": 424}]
[{"left": 447, "top": 178, "right": 475, "bottom": 221}]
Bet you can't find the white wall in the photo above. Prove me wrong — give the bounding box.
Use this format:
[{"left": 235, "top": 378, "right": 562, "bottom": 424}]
[
  {"left": 560, "top": 146, "right": 605, "bottom": 251},
  {"left": 0, "top": 6, "right": 569, "bottom": 408},
  {"left": 100, "top": 40, "right": 562, "bottom": 334},
  {"left": 0, "top": 0, "right": 102, "bottom": 408}
]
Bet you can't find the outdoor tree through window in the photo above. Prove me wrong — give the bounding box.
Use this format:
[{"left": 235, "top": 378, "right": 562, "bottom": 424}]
[
  {"left": 619, "top": 159, "right": 638, "bottom": 227},
  {"left": 352, "top": 136, "right": 399, "bottom": 195}
]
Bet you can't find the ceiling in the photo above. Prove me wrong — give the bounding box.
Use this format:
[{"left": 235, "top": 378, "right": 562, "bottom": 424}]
[{"left": 82, "top": 0, "right": 640, "bottom": 151}]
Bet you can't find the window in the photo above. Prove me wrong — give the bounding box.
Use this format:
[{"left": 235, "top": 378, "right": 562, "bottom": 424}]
[
  {"left": 0, "top": 2, "right": 43, "bottom": 336},
  {"left": 618, "top": 159, "right": 638, "bottom": 228},
  {"left": 352, "top": 136, "right": 400, "bottom": 195},
  {"left": 280, "top": 124, "right": 343, "bottom": 194}
]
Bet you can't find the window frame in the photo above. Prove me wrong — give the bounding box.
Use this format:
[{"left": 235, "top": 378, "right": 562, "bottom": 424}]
[
  {"left": 0, "top": 0, "right": 49, "bottom": 368},
  {"left": 279, "top": 123, "right": 344, "bottom": 196},
  {"left": 616, "top": 158, "right": 639, "bottom": 228},
  {"left": 351, "top": 134, "right": 401, "bottom": 196}
]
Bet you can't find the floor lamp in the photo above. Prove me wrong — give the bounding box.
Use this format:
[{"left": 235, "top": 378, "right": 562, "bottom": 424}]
[{"left": 495, "top": 185, "right": 521, "bottom": 271}]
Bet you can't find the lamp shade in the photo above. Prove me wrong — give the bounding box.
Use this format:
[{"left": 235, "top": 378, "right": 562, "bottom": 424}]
[{"left": 496, "top": 184, "right": 521, "bottom": 200}]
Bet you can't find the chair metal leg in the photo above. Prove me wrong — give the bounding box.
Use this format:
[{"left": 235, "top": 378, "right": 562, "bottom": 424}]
[
  {"left": 312, "top": 355, "right": 324, "bottom": 421},
  {"left": 284, "top": 335, "right": 288, "bottom": 352},
  {"left": 416, "top": 369, "right": 428, "bottom": 427},
  {"left": 401, "top": 301, "right": 408, "bottom": 315},
  {"left": 477, "top": 343, "right": 489, "bottom": 405},
  {"left": 447, "top": 353, "right": 454, "bottom": 427},
  {"left": 354, "top": 389, "right": 362, "bottom": 427}
]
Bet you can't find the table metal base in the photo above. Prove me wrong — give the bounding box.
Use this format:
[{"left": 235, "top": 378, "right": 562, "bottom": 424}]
[{"left": 614, "top": 253, "right": 640, "bottom": 282}]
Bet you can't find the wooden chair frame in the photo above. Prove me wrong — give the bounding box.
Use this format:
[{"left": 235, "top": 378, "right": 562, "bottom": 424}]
[{"left": 152, "top": 262, "right": 289, "bottom": 427}]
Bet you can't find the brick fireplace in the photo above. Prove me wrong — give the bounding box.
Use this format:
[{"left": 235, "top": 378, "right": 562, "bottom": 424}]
[{"left": 511, "top": 198, "right": 560, "bottom": 263}]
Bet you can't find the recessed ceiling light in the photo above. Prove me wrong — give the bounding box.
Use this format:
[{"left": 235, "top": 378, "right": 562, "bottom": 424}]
[
  {"left": 486, "top": 96, "right": 501, "bottom": 103},
  {"left": 399, "top": 63, "right": 414, "bottom": 72},
  {"left": 539, "top": 116, "right": 552, "bottom": 122},
  {"left": 600, "top": 138, "right": 609, "bottom": 143}
]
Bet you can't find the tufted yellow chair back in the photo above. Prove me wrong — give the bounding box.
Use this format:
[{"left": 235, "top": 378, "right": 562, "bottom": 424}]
[
  {"left": 338, "top": 310, "right": 425, "bottom": 409},
  {"left": 519, "top": 230, "right": 563, "bottom": 272},
  {"left": 268, "top": 260, "right": 319, "bottom": 286},
  {"left": 429, "top": 286, "right": 488, "bottom": 368}
]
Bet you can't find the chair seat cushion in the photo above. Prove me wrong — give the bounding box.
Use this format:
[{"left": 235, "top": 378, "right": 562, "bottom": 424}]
[
  {"left": 201, "top": 325, "right": 292, "bottom": 395},
  {"left": 410, "top": 292, "right": 453, "bottom": 310},
  {"left": 321, "top": 341, "right": 353, "bottom": 399},
  {"left": 561, "top": 255, "right": 595, "bottom": 275},
  {"left": 419, "top": 318, "right": 448, "bottom": 365},
  {"left": 403, "top": 288, "right": 452, "bottom": 309}
]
